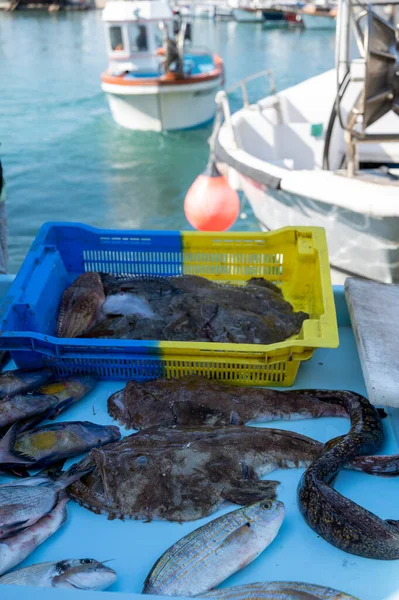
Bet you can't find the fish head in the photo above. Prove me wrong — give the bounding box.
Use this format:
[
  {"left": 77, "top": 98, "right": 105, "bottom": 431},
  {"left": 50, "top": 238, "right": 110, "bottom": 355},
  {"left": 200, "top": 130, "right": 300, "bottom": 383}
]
[
  {"left": 52, "top": 559, "right": 117, "bottom": 591},
  {"left": 59, "top": 291, "right": 104, "bottom": 338},
  {"left": 243, "top": 499, "right": 285, "bottom": 545},
  {"left": 71, "top": 422, "right": 122, "bottom": 445}
]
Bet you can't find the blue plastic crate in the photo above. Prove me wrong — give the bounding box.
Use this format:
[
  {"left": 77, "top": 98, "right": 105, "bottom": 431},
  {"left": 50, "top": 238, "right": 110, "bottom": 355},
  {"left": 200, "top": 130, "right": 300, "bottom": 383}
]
[{"left": 0, "top": 222, "right": 338, "bottom": 383}]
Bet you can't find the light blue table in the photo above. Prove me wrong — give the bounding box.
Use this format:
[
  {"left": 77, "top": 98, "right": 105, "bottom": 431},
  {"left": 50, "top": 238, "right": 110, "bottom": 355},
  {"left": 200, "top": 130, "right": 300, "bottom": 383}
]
[{"left": 1, "top": 280, "right": 398, "bottom": 600}]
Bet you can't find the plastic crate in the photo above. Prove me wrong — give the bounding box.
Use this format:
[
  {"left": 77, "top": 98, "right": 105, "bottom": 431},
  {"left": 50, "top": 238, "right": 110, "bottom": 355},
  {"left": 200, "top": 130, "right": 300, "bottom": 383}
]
[{"left": 0, "top": 223, "right": 338, "bottom": 386}]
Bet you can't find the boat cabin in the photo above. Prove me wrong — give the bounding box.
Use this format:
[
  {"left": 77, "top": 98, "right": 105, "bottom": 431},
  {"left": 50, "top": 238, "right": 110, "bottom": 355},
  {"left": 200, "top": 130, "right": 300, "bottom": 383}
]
[{"left": 102, "top": 0, "right": 173, "bottom": 76}]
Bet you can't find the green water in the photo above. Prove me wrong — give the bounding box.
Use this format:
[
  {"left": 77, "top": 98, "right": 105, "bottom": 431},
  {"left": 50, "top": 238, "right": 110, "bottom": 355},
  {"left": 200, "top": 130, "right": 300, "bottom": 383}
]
[{"left": 0, "top": 12, "right": 335, "bottom": 272}]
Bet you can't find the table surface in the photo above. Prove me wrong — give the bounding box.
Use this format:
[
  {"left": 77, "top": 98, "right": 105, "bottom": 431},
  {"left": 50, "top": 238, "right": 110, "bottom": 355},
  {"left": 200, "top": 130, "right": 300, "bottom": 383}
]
[{"left": 2, "top": 287, "right": 399, "bottom": 600}]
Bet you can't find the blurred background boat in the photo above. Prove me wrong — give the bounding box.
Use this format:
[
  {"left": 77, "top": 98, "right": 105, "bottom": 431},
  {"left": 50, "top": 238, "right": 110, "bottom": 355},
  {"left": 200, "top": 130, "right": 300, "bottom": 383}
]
[{"left": 101, "top": 0, "right": 223, "bottom": 130}]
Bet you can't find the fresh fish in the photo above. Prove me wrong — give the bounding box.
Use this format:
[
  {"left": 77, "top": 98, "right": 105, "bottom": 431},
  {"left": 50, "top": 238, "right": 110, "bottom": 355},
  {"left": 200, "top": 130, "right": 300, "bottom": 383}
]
[
  {"left": 64, "top": 273, "right": 309, "bottom": 344},
  {"left": 68, "top": 426, "right": 318, "bottom": 522},
  {"left": 0, "top": 368, "right": 53, "bottom": 398},
  {"left": 107, "top": 381, "right": 399, "bottom": 477},
  {"left": 0, "top": 462, "right": 92, "bottom": 539},
  {"left": 298, "top": 390, "right": 399, "bottom": 559},
  {"left": 0, "top": 494, "right": 69, "bottom": 576},
  {"left": 69, "top": 422, "right": 396, "bottom": 523},
  {"left": 200, "top": 582, "right": 359, "bottom": 599},
  {"left": 14, "top": 376, "right": 97, "bottom": 434},
  {"left": 37, "top": 376, "right": 97, "bottom": 420},
  {"left": 0, "top": 558, "right": 116, "bottom": 590},
  {"left": 3, "top": 421, "right": 121, "bottom": 469},
  {"left": 143, "top": 499, "right": 284, "bottom": 596},
  {"left": 107, "top": 376, "right": 348, "bottom": 430},
  {"left": 57, "top": 272, "right": 105, "bottom": 338},
  {"left": 0, "top": 392, "right": 59, "bottom": 432}
]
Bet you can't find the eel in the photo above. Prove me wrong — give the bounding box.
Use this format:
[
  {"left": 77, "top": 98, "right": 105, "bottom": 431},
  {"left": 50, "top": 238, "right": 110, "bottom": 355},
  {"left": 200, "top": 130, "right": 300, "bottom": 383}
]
[{"left": 297, "top": 390, "right": 399, "bottom": 559}]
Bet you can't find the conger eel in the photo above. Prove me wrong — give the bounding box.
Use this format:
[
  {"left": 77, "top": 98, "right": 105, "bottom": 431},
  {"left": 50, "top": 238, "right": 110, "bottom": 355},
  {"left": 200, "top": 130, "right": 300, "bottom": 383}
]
[{"left": 297, "top": 389, "right": 399, "bottom": 560}]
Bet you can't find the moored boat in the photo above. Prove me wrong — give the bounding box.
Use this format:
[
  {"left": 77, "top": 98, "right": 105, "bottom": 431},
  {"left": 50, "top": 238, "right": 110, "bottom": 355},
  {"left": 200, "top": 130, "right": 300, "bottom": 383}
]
[
  {"left": 213, "top": 1, "right": 399, "bottom": 283},
  {"left": 300, "top": 2, "right": 337, "bottom": 28},
  {"left": 101, "top": 0, "right": 224, "bottom": 131}
]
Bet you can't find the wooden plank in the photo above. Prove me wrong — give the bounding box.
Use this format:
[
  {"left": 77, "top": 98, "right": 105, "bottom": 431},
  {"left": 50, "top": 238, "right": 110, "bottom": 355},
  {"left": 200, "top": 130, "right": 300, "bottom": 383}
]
[{"left": 345, "top": 277, "right": 399, "bottom": 407}]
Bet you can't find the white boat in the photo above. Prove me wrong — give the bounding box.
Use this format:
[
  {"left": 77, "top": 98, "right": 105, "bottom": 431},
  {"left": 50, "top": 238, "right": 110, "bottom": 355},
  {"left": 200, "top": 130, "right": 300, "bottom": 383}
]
[
  {"left": 101, "top": 0, "right": 224, "bottom": 131},
  {"left": 229, "top": 0, "right": 265, "bottom": 21},
  {"left": 301, "top": 3, "right": 337, "bottom": 28},
  {"left": 214, "top": 1, "right": 399, "bottom": 283}
]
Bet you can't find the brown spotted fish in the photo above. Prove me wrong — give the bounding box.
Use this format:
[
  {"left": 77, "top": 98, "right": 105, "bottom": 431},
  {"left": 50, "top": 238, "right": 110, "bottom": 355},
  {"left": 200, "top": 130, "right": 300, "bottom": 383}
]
[
  {"left": 60, "top": 273, "right": 308, "bottom": 344},
  {"left": 68, "top": 426, "right": 331, "bottom": 522},
  {"left": 108, "top": 376, "right": 348, "bottom": 430}
]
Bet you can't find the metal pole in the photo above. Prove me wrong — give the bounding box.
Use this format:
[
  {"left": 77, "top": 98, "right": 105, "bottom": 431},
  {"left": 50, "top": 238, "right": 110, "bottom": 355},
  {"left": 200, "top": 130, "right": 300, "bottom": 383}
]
[{"left": 336, "top": 0, "right": 351, "bottom": 85}]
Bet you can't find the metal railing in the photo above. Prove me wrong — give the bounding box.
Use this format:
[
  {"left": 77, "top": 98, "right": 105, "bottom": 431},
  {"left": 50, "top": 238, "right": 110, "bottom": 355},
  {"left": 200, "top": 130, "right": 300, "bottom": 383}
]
[{"left": 212, "top": 69, "right": 277, "bottom": 148}]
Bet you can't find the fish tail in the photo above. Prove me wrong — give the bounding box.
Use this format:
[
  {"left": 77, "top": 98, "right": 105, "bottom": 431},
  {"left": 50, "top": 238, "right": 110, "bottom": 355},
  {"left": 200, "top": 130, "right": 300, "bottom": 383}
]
[
  {"left": 55, "top": 462, "right": 94, "bottom": 490},
  {"left": 0, "top": 424, "right": 36, "bottom": 465},
  {"left": 348, "top": 454, "right": 399, "bottom": 477}
]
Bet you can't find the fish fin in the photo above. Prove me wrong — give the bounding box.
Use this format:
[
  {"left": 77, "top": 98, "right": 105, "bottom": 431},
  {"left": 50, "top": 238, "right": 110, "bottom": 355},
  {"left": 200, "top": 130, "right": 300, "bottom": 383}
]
[
  {"left": 0, "top": 517, "right": 30, "bottom": 538},
  {"left": 0, "top": 424, "right": 36, "bottom": 465},
  {"left": 377, "top": 407, "right": 388, "bottom": 419},
  {"left": 221, "top": 480, "right": 280, "bottom": 505},
  {"left": 218, "top": 522, "right": 255, "bottom": 549},
  {"left": 347, "top": 454, "right": 399, "bottom": 477},
  {"left": 56, "top": 462, "right": 94, "bottom": 490},
  {"left": 386, "top": 519, "right": 399, "bottom": 530},
  {"left": 37, "top": 459, "right": 67, "bottom": 480}
]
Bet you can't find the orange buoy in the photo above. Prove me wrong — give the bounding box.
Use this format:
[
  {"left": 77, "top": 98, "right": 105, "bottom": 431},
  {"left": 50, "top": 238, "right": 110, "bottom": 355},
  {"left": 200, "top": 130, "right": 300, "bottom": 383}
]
[{"left": 184, "top": 160, "right": 240, "bottom": 232}]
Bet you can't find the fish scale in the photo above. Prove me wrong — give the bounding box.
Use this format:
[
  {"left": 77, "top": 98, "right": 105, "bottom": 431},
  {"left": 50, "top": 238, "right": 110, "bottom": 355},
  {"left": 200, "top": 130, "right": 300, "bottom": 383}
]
[{"left": 143, "top": 499, "right": 284, "bottom": 597}]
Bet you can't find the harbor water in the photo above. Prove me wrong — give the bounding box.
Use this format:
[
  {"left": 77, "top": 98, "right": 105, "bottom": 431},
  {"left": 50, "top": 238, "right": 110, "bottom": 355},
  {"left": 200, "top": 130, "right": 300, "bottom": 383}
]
[{"left": 0, "top": 12, "right": 335, "bottom": 272}]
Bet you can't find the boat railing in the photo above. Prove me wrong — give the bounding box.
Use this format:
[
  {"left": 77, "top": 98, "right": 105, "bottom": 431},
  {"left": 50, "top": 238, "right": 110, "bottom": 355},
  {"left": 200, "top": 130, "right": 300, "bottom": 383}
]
[{"left": 213, "top": 69, "right": 277, "bottom": 147}]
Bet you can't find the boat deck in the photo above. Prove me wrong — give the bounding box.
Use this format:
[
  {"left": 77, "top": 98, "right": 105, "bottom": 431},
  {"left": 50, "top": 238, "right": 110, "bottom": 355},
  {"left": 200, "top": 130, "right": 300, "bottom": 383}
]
[
  {"left": 336, "top": 168, "right": 399, "bottom": 186},
  {"left": 2, "top": 286, "right": 399, "bottom": 600},
  {"left": 123, "top": 52, "right": 217, "bottom": 80}
]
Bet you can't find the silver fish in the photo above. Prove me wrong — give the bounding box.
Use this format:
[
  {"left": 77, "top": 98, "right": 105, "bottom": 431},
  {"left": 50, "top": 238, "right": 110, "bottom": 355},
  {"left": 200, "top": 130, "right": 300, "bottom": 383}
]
[
  {"left": 0, "top": 368, "right": 53, "bottom": 398},
  {"left": 0, "top": 462, "right": 91, "bottom": 540},
  {"left": 143, "top": 499, "right": 285, "bottom": 597},
  {"left": 0, "top": 494, "right": 69, "bottom": 576},
  {"left": 200, "top": 582, "right": 359, "bottom": 599},
  {"left": 0, "top": 558, "right": 116, "bottom": 590},
  {"left": 6, "top": 421, "right": 121, "bottom": 469}
]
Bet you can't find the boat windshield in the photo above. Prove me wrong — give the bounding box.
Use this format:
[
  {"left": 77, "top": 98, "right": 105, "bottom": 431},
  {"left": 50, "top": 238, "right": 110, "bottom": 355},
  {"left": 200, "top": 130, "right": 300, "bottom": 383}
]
[{"left": 109, "top": 25, "right": 125, "bottom": 52}]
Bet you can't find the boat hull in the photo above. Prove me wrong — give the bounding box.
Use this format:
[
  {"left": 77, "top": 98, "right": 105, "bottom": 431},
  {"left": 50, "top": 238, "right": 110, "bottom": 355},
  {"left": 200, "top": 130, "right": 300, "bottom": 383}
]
[
  {"left": 102, "top": 78, "right": 221, "bottom": 131},
  {"left": 238, "top": 174, "right": 399, "bottom": 284},
  {"left": 233, "top": 8, "right": 264, "bottom": 21},
  {"left": 302, "top": 13, "right": 336, "bottom": 29}
]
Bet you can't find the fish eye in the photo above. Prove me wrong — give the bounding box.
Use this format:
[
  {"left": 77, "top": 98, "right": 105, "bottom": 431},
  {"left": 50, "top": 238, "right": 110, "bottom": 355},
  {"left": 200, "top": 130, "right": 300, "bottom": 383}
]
[
  {"left": 81, "top": 559, "right": 94, "bottom": 565},
  {"left": 261, "top": 501, "right": 272, "bottom": 510}
]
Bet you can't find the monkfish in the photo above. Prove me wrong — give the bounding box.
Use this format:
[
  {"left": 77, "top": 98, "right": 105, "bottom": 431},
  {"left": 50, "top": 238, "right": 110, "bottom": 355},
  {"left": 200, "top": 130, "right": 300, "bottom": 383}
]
[{"left": 68, "top": 425, "right": 394, "bottom": 523}]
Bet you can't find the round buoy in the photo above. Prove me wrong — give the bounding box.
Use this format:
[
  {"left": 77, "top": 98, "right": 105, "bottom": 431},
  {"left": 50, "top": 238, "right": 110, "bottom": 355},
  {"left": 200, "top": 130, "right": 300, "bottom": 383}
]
[{"left": 184, "top": 160, "right": 240, "bottom": 232}]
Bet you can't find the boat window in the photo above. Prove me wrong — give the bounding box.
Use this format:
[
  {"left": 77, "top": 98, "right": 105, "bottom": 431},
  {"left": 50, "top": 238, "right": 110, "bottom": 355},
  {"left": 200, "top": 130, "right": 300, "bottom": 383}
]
[
  {"left": 155, "top": 23, "right": 165, "bottom": 48},
  {"left": 109, "top": 26, "right": 124, "bottom": 52},
  {"left": 129, "top": 24, "right": 148, "bottom": 52}
]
